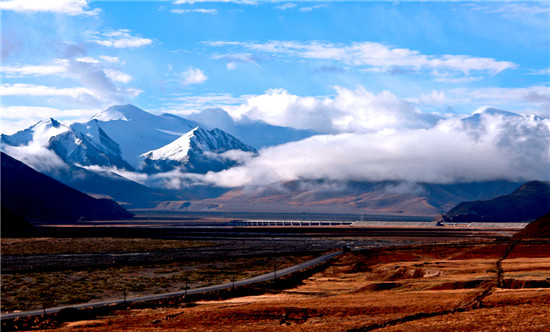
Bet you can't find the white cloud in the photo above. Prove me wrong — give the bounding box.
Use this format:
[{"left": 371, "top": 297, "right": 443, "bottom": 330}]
[
  {"left": 171, "top": 8, "right": 217, "bottom": 14},
  {"left": 1, "top": 79, "right": 141, "bottom": 107},
  {"left": 173, "top": 0, "right": 256, "bottom": 4},
  {"left": 208, "top": 40, "right": 517, "bottom": 77},
  {"left": 158, "top": 92, "right": 246, "bottom": 116},
  {"left": 300, "top": 4, "right": 326, "bottom": 12},
  {"left": 447, "top": 86, "right": 550, "bottom": 116},
  {"left": 417, "top": 90, "right": 446, "bottom": 106},
  {"left": 529, "top": 68, "right": 550, "bottom": 75},
  {"left": 90, "top": 29, "right": 153, "bottom": 48},
  {"left": 213, "top": 53, "right": 262, "bottom": 70},
  {"left": 277, "top": 3, "right": 296, "bottom": 10},
  {"left": 75, "top": 57, "right": 100, "bottom": 64},
  {"left": 1, "top": 144, "right": 69, "bottom": 173},
  {"left": 104, "top": 69, "right": 132, "bottom": 83},
  {"left": 0, "top": 0, "right": 100, "bottom": 16},
  {"left": 181, "top": 67, "right": 208, "bottom": 85},
  {"left": 2, "top": 55, "right": 136, "bottom": 105},
  {"left": 199, "top": 111, "right": 550, "bottom": 187},
  {"left": 1, "top": 106, "right": 101, "bottom": 134},
  {"left": 231, "top": 86, "right": 441, "bottom": 133},
  {"left": 3, "top": 61, "right": 67, "bottom": 77},
  {"left": 64, "top": 57, "right": 140, "bottom": 104},
  {"left": 99, "top": 55, "right": 121, "bottom": 63},
  {"left": 469, "top": 2, "right": 550, "bottom": 17},
  {"left": 1, "top": 83, "right": 97, "bottom": 98}
]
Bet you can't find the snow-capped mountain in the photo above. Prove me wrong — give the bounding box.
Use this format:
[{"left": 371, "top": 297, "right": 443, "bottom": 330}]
[
  {"left": 1, "top": 118, "right": 133, "bottom": 170},
  {"left": 0, "top": 104, "right": 258, "bottom": 207},
  {"left": 186, "top": 107, "right": 319, "bottom": 148},
  {"left": 2, "top": 104, "right": 258, "bottom": 186},
  {"left": 71, "top": 105, "right": 202, "bottom": 168},
  {"left": 141, "top": 126, "right": 256, "bottom": 173}
]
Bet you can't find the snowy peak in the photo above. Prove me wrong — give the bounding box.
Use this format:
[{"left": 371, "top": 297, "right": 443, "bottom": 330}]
[
  {"left": 2, "top": 117, "right": 133, "bottom": 171},
  {"left": 74, "top": 105, "right": 201, "bottom": 168},
  {"left": 92, "top": 104, "right": 155, "bottom": 122},
  {"left": 140, "top": 126, "right": 256, "bottom": 174},
  {"left": 186, "top": 107, "right": 319, "bottom": 148},
  {"left": 72, "top": 120, "right": 123, "bottom": 157},
  {"left": 472, "top": 107, "right": 522, "bottom": 117},
  {"left": 1, "top": 118, "right": 70, "bottom": 147},
  {"left": 141, "top": 127, "right": 198, "bottom": 162}
]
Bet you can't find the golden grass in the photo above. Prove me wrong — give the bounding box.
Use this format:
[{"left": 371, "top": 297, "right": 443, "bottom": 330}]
[{"left": 8, "top": 241, "right": 550, "bottom": 331}]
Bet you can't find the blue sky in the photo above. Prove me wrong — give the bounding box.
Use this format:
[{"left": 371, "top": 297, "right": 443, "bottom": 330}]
[{"left": 1, "top": 0, "right": 549, "bottom": 134}]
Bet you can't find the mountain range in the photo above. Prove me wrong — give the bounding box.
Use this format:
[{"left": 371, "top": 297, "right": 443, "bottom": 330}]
[
  {"left": 156, "top": 179, "right": 524, "bottom": 216},
  {"left": 2, "top": 105, "right": 255, "bottom": 207},
  {"left": 1, "top": 104, "right": 547, "bottom": 216}
]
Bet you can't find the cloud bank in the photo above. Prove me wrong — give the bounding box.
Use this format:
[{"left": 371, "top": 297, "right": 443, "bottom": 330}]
[
  {"left": 231, "top": 86, "right": 441, "bottom": 134},
  {"left": 209, "top": 40, "right": 517, "bottom": 79},
  {"left": 3, "top": 51, "right": 141, "bottom": 108},
  {"left": 199, "top": 111, "right": 549, "bottom": 187},
  {"left": 78, "top": 108, "right": 549, "bottom": 190},
  {"left": 0, "top": 0, "right": 100, "bottom": 16},
  {"left": 89, "top": 29, "right": 153, "bottom": 49}
]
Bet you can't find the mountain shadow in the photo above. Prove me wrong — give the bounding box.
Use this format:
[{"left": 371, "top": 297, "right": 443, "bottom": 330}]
[
  {"left": 1, "top": 152, "right": 133, "bottom": 224},
  {"left": 434, "top": 181, "right": 550, "bottom": 223}
]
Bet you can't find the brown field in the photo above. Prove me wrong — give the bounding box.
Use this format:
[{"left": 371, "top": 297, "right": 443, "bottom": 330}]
[
  {"left": 0, "top": 237, "right": 215, "bottom": 256},
  {"left": 2, "top": 237, "right": 340, "bottom": 313},
  {"left": 11, "top": 239, "right": 549, "bottom": 331}
]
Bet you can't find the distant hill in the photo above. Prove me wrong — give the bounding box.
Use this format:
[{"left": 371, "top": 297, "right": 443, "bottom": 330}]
[
  {"left": 513, "top": 213, "right": 550, "bottom": 239},
  {"left": 1, "top": 152, "right": 133, "bottom": 224},
  {"left": 163, "top": 179, "right": 523, "bottom": 216},
  {"left": 434, "top": 181, "right": 550, "bottom": 223}
]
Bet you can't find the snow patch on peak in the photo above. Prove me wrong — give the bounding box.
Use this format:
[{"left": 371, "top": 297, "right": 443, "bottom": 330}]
[
  {"left": 141, "top": 127, "right": 198, "bottom": 162},
  {"left": 93, "top": 109, "right": 128, "bottom": 121},
  {"left": 91, "top": 104, "right": 152, "bottom": 122},
  {"left": 29, "top": 118, "right": 71, "bottom": 146},
  {"left": 473, "top": 107, "right": 521, "bottom": 117}
]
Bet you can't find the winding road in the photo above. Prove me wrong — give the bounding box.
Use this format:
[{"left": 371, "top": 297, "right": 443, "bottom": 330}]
[{"left": 1, "top": 250, "right": 342, "bottom": 320}]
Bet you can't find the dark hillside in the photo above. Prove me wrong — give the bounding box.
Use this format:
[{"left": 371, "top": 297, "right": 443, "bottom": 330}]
[
  {"left": 513, "top": 213, "right": 550, "bottom": 239},
  {"left": 436, "top": 181, "right": 550, "bottom": 223},
  {"left": 1, "top": 152, "right": 133, "bottom": 224}
]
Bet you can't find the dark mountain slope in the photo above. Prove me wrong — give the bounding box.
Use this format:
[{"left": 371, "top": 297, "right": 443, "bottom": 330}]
[
  {"left": 1, "top": 152, "right": 133, "bottom": 224},
  {"left": 1, "top": 204, "right": 35, "bottom": 236},
  {"left": 436, "top": 181, "right": 550, "bottom": 223},
  {"left": 513, "top": 213, "right": 550, "bottom": 239}
]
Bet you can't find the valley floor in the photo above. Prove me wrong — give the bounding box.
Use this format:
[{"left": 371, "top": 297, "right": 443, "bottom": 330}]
[{"left": 11, "top": 239, "right": 550, "bottom": 331}]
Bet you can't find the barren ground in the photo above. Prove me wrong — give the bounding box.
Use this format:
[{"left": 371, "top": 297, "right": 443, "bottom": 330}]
[{"left": 15, "top": 239, "right": 549, "bottom": 331}]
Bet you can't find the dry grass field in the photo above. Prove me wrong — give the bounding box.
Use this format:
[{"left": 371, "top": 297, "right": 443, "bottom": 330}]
[
  {"left": 1, "top": 237, "right": 324, "bottom": 313},
  {"left": 14, "top": 239, "right": 548, "bottom": 331}
]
